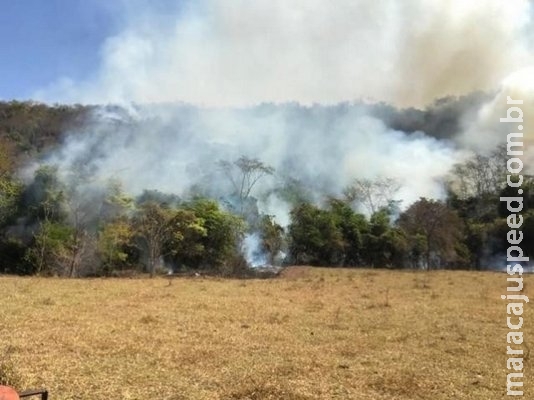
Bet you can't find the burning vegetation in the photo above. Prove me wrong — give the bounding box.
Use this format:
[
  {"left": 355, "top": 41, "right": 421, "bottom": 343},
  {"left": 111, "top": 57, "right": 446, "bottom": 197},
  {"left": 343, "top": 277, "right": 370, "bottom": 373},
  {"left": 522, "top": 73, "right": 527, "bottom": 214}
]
[{"left": 0, "top": 97, "right": 532, "bottom": 276}]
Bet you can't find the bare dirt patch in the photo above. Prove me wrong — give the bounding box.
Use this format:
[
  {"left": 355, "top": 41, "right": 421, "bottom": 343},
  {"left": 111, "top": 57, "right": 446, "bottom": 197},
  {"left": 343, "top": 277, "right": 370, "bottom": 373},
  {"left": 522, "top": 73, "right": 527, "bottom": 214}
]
[{"left": 279, "top": 265, "right": 313, "bottom": 280}]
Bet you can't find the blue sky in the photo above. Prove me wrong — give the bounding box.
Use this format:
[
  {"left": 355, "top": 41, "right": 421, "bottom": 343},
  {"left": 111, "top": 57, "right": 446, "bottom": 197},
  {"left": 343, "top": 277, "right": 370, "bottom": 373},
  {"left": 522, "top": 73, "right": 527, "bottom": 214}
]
[
  {"left": 0, "top": 0, "right": 121, "bottom": 100},
  {"left": 0, "top": 0, "right": 196, "bottom": 101}
]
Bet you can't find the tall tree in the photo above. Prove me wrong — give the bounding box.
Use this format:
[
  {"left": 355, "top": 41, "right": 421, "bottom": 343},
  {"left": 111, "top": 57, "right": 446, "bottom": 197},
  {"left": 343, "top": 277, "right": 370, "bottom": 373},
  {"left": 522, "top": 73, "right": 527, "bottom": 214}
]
[
  {"left": 23, "top": 166, "right": 69, "bottom": 275},
  {"left": 98, "top": 219, "right": 135, "bottom": 273},
  {"left": 399, "top": 198, "right": 465, "bottom": 269},
  {"left": 133, "top": 202, "right": 175, "bottom": 277},
  {"left": 164, "top": 209, "right": 207, "bottom": 271},
  {"left": 328, "top": 198, "right": 367, "bottom": 266},
  {"left": 25, "top": 221, "right": 75, "bottom": 275},
  {"left": 288, "top": 203, "right": 345, "bottom": 266},
  {"left": 185, "top": 199, "right": 246, "bottom": 272},
  {"left": 218, "top": 156, "right": 274, "bottom": 214},
  {"left": 361, "top": 209, "right": 407, "bottom": 268},
  {"left": 257, "top": 214, "right": 285, "bottom": 265},
  {"left": 96, "top": 180, "right": 136, "bottom": 274},
  {"left": 450, "top": 146, "right": 506, "bottom": 200},
  {"left": 344, "top": 177, "right": 400, "bottom": 215},
  {"left": 0, "top": 140, "right": 21, "bottom": 228},
  {"left": 23, "top": 165, "right": 67, "bottom": 223}
]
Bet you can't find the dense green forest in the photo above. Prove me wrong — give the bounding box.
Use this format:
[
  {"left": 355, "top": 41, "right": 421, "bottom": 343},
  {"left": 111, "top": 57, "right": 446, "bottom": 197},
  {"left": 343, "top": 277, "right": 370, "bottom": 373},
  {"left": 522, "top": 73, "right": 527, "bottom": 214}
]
[{"left": 0, "top": 100, "right": 532, "bottom": 276}]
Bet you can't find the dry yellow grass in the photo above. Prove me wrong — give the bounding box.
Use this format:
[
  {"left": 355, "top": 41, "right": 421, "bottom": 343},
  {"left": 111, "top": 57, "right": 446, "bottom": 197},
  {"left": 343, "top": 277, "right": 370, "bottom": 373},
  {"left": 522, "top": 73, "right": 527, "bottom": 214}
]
[{"left": 0, "top": 267, "right": 532, "bottom": 399}]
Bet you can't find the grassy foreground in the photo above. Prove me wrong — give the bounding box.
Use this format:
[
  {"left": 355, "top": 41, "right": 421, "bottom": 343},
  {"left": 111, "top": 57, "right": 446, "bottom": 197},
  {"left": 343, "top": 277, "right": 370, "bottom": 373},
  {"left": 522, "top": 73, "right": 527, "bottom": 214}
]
[{"left": 0, "top": 268, "right": 532, "bottom": 399}]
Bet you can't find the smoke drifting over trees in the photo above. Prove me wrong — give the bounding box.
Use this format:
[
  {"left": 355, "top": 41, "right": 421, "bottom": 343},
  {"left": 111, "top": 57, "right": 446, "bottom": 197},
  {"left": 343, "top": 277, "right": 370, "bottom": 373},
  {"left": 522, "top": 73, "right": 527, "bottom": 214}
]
[
  {"left": 0, "top": 95, "right": 530, "bottom": 275},
  {"left": 1, "top": 0, "right": 533, "bottom": 274},
  {"left": 28, "top": 0, "right": 533, "bottom": 203},
  {"left": 36, "top": 101, "right": 467, "bottom": 217}
]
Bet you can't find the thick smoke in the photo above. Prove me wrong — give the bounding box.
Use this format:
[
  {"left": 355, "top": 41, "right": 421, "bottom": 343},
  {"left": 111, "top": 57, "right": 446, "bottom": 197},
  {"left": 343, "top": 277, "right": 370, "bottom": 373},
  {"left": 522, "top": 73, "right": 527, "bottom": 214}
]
[
  {"left": 35, "top": 0, "right": 533, "bottom": 107},
  {"left": 26, "top": 0, "right": 534, "bottom": 266},
  {"left": 460, "top": 67, "right": 534, "bottom": 171},
  {"left": 39, "top": 102, "right": 463, "bottom": 224},
  {"left": 242, "top": 233, "right": 269, "bottom": 268},
  {"left": 29, "top": 0, "right": 534, "bottom": 216}
]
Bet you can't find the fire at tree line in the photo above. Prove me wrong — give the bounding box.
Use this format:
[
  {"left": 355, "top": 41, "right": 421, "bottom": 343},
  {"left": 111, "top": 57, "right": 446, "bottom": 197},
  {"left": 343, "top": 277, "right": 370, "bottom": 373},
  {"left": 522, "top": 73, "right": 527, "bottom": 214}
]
[{"left": 0, "top": 101, "right": 533, "bottom": 277}]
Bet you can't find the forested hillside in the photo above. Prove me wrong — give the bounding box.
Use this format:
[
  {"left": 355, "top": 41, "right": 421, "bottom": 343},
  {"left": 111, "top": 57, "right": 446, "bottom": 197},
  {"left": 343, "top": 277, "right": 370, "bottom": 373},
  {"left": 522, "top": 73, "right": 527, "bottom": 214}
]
[{"left": 0, "top": 99, "right": 532, "bottom": 276}]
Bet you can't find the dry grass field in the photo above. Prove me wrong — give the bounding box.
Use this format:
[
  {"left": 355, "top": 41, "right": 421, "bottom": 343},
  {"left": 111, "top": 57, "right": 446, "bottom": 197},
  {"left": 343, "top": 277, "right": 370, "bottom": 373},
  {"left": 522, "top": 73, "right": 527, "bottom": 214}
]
[{"left": 0, "top": 267, "right": 532, "bottom": 399}]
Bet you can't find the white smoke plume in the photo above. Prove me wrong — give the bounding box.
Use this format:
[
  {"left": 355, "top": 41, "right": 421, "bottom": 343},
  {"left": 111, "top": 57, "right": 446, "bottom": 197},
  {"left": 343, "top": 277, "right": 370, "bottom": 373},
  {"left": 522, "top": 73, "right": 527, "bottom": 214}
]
[
  {"left": 461, "top": 66, "right": 534, "bottom": 171},
  {"left": 35, "top": 0, "right": 533, "bottom": 108},
  {"left": 39, "top": 103, "right": 462, "bottom": 224},
  {"left": 242, "top": 233, "right": 268, "bottom": 268},
  {"left": 27, "top": 0, "right": 534, "bottom": 230}
]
